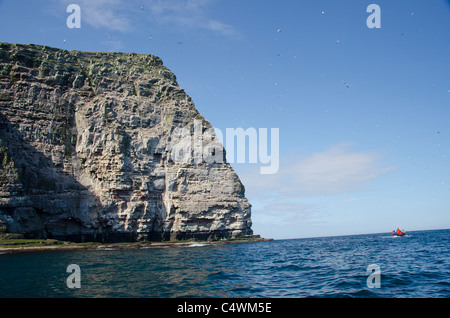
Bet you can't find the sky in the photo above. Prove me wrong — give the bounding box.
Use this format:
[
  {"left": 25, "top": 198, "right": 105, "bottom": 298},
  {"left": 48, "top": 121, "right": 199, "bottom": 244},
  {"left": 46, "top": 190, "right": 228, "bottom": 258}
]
[{"left": 0, "top": 0, "right": 449, "bottom": 239}]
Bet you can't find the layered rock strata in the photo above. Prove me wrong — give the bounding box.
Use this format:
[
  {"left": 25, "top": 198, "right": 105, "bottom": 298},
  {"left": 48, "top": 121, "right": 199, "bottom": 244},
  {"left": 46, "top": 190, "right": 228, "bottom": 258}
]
[{"left": 0, "top": 43, "right": 253, "bottom": 242}]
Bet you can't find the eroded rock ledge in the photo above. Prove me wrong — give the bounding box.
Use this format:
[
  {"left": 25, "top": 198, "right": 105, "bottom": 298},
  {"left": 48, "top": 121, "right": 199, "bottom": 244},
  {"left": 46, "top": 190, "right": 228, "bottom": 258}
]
[{"left": 0, "top": 43, "right": 253, "bottom": 242}]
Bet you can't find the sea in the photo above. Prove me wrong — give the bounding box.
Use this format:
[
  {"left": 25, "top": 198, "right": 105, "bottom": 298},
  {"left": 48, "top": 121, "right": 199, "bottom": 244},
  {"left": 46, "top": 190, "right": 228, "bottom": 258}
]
[{"left": 0, "top": 229, "right": 448, "bottom": 298}]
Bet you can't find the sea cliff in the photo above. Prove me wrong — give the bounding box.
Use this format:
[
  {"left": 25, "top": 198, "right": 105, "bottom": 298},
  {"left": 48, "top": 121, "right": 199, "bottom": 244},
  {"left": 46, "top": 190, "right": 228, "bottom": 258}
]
[{"left": 0, "top": 43, "right": 254, "bottom": 242}]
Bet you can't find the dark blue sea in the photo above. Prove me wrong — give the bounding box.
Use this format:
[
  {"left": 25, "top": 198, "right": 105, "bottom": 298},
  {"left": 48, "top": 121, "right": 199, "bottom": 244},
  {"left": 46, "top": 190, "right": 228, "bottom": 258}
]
[{"left": 0, "top": 229, "right": 449, "bottom": 298}]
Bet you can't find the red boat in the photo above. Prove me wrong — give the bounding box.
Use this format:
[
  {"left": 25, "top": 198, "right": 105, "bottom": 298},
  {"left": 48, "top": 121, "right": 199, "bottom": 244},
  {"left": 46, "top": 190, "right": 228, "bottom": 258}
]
[{"left": 392, "top": 229, "right": 406, "bottom": 237}]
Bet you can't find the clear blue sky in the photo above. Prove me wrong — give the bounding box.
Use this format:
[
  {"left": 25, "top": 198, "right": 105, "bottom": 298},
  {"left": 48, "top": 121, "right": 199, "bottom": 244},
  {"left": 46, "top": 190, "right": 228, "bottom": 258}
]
[{"left": 1, "top": 0, "right": 449, "bottom": 239}]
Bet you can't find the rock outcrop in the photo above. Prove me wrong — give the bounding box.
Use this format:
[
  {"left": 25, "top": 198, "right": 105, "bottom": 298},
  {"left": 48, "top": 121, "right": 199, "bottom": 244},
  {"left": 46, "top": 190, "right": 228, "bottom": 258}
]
[{"left": 0, "top": 43, "right": 253, "bottom": 242}]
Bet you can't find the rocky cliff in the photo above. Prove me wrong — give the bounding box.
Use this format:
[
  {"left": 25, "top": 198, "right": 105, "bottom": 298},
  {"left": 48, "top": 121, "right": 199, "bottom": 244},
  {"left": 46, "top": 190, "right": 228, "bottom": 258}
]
[{"left": 0, "top": 42, "right": 253, "bottom": 242}]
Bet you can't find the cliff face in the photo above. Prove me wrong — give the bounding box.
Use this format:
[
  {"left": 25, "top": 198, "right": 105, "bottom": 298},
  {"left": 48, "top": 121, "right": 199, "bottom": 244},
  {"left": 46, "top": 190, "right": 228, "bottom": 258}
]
[{"left": 0, "top": 43, "right": 253, "bottom": 242}]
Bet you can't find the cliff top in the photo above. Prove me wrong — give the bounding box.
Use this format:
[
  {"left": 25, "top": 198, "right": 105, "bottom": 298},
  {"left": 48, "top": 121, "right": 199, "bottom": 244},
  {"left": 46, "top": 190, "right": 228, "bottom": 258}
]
[{"left": 0, "top": 42, "right": 178, "bottom": 88}]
